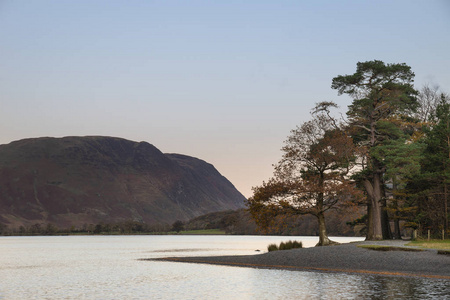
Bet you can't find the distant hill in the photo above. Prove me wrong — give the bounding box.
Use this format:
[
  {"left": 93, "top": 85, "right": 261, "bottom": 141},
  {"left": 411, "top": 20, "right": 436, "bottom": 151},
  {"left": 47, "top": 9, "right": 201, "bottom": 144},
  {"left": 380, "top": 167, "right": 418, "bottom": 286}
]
[{"left": 0, "top": 136, "right": 246, "bottom": 228}]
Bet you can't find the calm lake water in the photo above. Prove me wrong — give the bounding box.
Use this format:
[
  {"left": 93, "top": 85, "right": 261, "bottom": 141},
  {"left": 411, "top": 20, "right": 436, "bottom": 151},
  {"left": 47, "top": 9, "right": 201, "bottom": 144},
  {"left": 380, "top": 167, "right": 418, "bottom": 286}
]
[{"left": 0, "top": 235, "right": 448, "bottom": 299}]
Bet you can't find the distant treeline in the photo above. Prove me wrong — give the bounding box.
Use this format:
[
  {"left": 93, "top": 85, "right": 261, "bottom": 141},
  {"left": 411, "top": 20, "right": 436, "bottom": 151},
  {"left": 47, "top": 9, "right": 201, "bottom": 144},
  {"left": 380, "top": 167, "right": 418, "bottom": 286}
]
[
  {"left": 0, "top": 207, "right": 367, "bottom": 236},
  {"left": 184, "top": 208, "right": 366, "bottom": 236},
  {"left": 0, "top": 221, "right": 171, "bottom": 236}
]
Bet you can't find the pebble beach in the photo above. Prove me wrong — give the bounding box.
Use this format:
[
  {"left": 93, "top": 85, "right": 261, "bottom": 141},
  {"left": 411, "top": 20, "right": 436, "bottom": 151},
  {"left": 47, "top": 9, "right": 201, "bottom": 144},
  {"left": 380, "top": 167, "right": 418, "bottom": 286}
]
[{"left": 156, "top": 240, "right": 450, "bottom": 279}]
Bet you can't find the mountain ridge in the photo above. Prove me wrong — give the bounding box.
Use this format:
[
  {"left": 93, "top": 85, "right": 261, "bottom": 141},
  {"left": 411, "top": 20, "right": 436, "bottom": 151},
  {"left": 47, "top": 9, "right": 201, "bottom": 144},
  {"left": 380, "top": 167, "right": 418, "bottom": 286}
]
[{"left": 0, "top": 136, "right": 245, "bottom": 228}]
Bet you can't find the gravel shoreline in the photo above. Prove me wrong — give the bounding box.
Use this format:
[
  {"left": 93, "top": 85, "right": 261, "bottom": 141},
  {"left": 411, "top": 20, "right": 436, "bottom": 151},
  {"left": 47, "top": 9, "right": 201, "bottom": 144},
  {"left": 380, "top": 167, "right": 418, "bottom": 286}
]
[{"left": 154, "top": 240, "right": 450, "bottom": 279}]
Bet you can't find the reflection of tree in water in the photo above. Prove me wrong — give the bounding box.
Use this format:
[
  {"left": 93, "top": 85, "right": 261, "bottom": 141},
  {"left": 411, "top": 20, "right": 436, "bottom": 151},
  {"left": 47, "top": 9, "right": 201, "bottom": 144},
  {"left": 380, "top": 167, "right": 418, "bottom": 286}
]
[
  {"left": 290, "top": 272, "right": 448, "bottom": 299},
  {"left": 357, "top": 275, "right": 448, "bottom": 299}
]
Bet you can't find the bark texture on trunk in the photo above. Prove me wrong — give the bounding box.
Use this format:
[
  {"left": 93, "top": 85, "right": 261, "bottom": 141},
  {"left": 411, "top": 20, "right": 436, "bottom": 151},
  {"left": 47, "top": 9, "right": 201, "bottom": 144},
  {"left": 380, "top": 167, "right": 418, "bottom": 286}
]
[
  {"left": 363, "top": 113, "right": 384, "bottom": 240},
  {"left": 445, "top": 183, "right": 448, "bottom": 234},
  {"left": 392, "top": 182, "right": 401, "bottom": 239},
  {"left": 381, "top": 196, "right": 392, "bottom": 240},
  {"left": 366, "top": 202, "right": 373, "bottom": 240},
  {"left": 314, "top": 172, "right": 338, "bottom": 246},
  {"left": 363, "top": 176, "right": 383, "bottom": 240},
  {"left": 315, "top": 212, "right": 337, "bottom": 246},
  {"left": 393, "top": 212, "right": 402, "bottom": 239}
]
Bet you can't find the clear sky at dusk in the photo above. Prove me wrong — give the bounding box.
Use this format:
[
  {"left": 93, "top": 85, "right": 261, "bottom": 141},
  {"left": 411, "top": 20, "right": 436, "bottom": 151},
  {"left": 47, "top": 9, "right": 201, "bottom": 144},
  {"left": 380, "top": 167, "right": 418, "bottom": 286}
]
[{"left": 1, "top": 1, "right": 449, "bottom": 197}]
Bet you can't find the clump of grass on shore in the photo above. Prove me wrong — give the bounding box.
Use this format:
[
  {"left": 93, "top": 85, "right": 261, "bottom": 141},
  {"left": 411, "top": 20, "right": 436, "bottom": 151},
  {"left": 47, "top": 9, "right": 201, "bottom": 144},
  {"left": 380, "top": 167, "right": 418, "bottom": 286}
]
[{"left": 267, "top": 240, "right": 302, "bottom": 252}]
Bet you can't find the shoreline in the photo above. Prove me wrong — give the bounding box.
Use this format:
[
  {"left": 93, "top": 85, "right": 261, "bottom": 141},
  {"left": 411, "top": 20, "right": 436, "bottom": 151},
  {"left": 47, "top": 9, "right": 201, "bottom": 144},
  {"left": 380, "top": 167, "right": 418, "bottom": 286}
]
[{"left": 152, "top": 240, "right": 450, "bottom": 279}]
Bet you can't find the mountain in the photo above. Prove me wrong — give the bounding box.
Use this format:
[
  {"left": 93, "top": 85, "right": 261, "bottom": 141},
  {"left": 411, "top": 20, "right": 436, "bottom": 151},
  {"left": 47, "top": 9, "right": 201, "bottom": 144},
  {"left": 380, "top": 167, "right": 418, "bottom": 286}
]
[{"left": 0, "top": 136, "right": 246, "bottom": 228}]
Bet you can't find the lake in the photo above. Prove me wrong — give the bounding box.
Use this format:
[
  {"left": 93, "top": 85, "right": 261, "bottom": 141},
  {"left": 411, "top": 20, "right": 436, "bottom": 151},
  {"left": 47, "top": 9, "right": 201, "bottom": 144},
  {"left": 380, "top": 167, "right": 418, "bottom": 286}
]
[{"left": 0, "top": 235, "right": 448, "bottom": 299}]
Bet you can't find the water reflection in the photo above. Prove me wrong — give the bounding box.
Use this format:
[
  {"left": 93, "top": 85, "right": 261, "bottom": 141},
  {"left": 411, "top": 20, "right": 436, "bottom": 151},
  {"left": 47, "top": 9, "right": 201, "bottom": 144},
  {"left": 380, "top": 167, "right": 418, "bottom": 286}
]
[
  {"left": 246, "top": 267, "right": 449, "bottom": 299},
  {"left": 0, "top": 235, "right": 447, "bottom": 299}
]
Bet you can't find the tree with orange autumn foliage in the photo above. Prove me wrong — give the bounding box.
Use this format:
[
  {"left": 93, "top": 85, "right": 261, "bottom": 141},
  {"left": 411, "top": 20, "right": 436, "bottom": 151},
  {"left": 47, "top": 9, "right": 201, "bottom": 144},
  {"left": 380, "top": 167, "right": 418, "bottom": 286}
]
[{"left": 247, "top": 106, "right": 362, "bottom": 246}]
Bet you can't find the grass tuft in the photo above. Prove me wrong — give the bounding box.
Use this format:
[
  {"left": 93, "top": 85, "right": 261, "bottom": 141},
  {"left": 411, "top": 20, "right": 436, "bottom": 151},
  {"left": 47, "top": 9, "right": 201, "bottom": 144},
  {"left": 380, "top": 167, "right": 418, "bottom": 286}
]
[
  {"left": 267, "top": 243, "right": 279, "bottom": 252},
  {"left": 406, "top": 240, "right": 450, "bottom": 250},
  {"left": 267, "top": 240, "right": 303, "bottom": 252}
]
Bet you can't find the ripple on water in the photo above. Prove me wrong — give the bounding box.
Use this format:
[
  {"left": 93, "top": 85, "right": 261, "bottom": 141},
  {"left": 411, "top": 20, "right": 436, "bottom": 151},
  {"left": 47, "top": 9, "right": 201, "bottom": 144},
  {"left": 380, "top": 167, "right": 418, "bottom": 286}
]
[{"left": 0, "top": 235, "right": 447, "bottom": 299}]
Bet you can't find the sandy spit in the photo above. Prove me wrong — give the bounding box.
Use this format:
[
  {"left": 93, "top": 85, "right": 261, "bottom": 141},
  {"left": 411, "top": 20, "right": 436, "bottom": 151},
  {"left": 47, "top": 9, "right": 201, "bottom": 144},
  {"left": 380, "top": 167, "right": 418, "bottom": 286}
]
[{"left": 152, "top": 240, "right": 450, "bottom": 279}]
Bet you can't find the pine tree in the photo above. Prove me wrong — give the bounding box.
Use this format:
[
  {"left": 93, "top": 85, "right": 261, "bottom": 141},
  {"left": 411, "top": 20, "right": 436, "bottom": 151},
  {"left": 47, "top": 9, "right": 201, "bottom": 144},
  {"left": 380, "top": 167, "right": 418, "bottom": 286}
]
[{"left": 332, "top": 60, "right": 418, "bottom": 240}]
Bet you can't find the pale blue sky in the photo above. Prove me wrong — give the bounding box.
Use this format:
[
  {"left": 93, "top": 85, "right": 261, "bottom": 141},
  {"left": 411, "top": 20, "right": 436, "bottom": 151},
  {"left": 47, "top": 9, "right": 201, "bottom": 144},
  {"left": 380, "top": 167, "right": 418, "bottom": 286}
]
[{"left": 1, "top": 1, "right": 449, "bottom": 197}]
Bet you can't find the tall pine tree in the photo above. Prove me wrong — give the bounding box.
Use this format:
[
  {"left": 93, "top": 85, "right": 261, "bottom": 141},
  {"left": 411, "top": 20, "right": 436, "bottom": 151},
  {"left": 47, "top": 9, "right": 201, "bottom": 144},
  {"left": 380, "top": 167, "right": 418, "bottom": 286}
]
[
  {"left": 416, "top": 95, "right": 450, "bottom": 235},
  {"left": 332, "top": 60, "right": 418, "bottom": 240}
]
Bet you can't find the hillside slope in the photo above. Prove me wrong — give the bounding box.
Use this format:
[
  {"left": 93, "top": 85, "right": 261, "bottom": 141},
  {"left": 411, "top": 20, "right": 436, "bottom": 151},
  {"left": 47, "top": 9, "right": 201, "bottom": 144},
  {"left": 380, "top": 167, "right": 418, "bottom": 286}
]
[{"left": 0, "top": 136, "right": 245, "bottom": 228}]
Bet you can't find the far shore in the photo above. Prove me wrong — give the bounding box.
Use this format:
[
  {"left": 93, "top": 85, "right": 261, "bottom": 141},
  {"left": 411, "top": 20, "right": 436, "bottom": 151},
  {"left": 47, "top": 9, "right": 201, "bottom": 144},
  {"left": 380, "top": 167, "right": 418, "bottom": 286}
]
[{"left": 152, "top": 240, "right": 450, "bottom": 279}]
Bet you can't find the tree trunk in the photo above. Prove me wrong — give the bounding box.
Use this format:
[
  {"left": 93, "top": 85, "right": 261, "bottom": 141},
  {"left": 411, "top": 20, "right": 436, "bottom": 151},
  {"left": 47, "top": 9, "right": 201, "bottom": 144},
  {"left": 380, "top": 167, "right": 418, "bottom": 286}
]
[
  {"left": 370, "top": 202, "right": 383, "bottom": 240},
  {"left": 393, "top": 199, "right": 402, "bottom": 239},
  {"left": 372, "top": 173, "right": 384, "bottom": 240},
  {"left": 363, "top": 118, "right": 383, "bottom": 240},
  {"left": 446, "top": 124, "right": 450, "bottom": 234},
  {"left": 381, "top": 196, "right": 392, "bottom": 239},
  {"left": 445, "top": 183, "right": 448, "bottom": 234},
  {"left": 315, "top": 172, "right": 337, "bottom": 246},
  {"left": 366, "top": 202, "right": 373, "bottom": 239},
  {"left": 393, "top": 213, "right": 401, "bottom": 239},
  {"left": 363, "top": 175, "right": 383, "bottom": 240},
  {"left": 315, "top": 212, "right": 336, "bottom": 246},
  {"left": 364, "top": 113, "right": 384, "bottom": 240}
]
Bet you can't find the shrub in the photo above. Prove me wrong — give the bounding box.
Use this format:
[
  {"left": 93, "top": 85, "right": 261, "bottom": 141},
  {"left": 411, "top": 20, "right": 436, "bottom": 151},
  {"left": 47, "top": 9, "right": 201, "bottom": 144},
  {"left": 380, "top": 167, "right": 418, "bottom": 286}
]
[
  {"left": 279, "top": 241, "right": 289, "bottom": 250},
  {"left": 267, "top": 240, "right": 302, "bottom": 252},
  {"left": 267, "top": 243, "right": 278, "bottom": 252},
  {"left": 171, "top": 220, "right": 185, "bottom": 233},
  {"left": 292, "top": 240, "right": 303, "bottom": 248}
]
